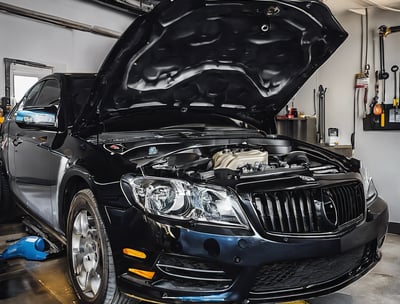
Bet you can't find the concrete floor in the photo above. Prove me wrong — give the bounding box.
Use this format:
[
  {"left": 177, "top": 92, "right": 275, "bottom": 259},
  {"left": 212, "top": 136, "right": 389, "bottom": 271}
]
[
  {"left": 0, "top": 222, "right": 399, "bottom": 304},
  {"left": 309, "top": 233, "right": 400, "bottom": 304},
  {"left": 0, "top": 223, "right": 77, "bottom": 304}
]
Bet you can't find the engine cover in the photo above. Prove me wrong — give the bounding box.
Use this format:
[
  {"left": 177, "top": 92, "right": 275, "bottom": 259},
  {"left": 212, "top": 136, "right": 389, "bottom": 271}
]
[{"left": 213, "top": 150, "right": 268, "bottom": 170}]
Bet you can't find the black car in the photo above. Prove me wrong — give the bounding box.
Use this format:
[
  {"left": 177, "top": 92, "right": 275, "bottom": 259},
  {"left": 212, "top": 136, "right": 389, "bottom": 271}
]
[{"left": 0, "top": 0, "right": 389, "bottom": 303}]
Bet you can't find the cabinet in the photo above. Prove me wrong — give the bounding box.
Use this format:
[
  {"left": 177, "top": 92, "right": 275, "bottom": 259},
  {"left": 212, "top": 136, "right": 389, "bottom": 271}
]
[
  {"left": 276, "top": 117, "right": 317, "bottom": 144},
  {"left": 276, "top": 117, "right": 352, "bottom": 158}
]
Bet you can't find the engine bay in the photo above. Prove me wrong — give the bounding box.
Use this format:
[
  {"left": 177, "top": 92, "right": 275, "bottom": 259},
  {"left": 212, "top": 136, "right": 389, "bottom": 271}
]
[{"left": 146, "top": 144, "right": 341, "bottom": 183}]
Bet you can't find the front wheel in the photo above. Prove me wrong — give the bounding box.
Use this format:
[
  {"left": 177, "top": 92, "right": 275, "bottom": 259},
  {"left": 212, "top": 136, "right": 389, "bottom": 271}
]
[{"left": 66, "top": 189, "right": 136, "bottom": 304}]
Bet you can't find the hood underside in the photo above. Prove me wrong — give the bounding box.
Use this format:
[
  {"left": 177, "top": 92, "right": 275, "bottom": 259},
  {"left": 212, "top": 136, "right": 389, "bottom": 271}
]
[{"left": 81, "top": 0, "right": 347, "bottom": 128}]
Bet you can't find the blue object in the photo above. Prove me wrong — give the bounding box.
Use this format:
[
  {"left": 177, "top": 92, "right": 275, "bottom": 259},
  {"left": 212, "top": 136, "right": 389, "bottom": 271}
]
[{"left": 0, "top": 236, "right": 48, "bottom": 261}]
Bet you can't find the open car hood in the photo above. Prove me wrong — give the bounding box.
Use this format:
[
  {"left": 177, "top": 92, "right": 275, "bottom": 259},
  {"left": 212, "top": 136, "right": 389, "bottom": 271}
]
[{"left": 79, "top": 0, "right": 347, "bottom": 131}]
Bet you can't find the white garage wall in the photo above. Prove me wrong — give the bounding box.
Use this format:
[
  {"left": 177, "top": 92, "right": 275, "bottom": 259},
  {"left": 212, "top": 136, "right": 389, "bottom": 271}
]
[
  {"left": 355, "top": 9, "right": 400, "bottom": 225},
  {"left": 293, "top": 13, "right": 361, "bottom": 146},
  {"left": 295, "top": 8, "right": 400, "bottom": 223},
  {"left": 0, "top": 0, "right": 134, "bottom": 97}
]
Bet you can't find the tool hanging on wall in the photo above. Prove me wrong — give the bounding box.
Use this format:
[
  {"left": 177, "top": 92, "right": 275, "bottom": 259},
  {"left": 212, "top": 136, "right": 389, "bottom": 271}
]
[
  {"left": 363, "top": 82, "right": 369, "bottom": 118},
  {"left": 397, "top": 63, "right": 400, "bottom": 122},
  {"left": 381, "top": 80, "right": 386, "bottom": 128},
  {"left": 313, "top": 88, "right": 316, "bottom": 116},
  {"left": 317, "top": 85, "right": 327, "bottom": 144},
  {"left": 378, "top": 26, "right": 390, "bottom": 80},
  {"left": 354, "top": 67, "right": 369, "bottom": 150},
  {"left": 355, "top": 66, "right": 370, "bottom": 118},
  {"left": 364, "top": 25, "right": 400, "bottom": 131},
  {"left": 398, "top": 64, "right": 400, "bottom": 108},
  {"left": 353, "top": 9, "right": 370, "bottom": 151},
  {"left": 378, "top": 26, "right": 390, "bottom": 127},
  {"left": 372, "top": 71, "right": 382, "bottom": 115},
  {"left": 391, "top": 65, "right": 399, "bottom": 107},
  {"left": 358, "top": 10, "right": 370, "bottom": 120},
  {"left": 390, "top": 65, "right": 400, "bottom": 122}
]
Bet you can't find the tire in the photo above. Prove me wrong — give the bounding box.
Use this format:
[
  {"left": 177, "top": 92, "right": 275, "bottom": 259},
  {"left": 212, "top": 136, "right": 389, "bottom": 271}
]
[
  {"left": 66, "top": 189, "right": 137, "bottom": 304},
  {"left": 0, "top": 168, "right": 16, "bottom": 224}
]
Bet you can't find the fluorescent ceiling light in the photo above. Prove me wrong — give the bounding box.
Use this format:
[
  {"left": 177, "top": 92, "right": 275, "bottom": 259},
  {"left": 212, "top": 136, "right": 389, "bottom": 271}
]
[{"left": 360, "top": 0, "right": 400, "bottom": 12}]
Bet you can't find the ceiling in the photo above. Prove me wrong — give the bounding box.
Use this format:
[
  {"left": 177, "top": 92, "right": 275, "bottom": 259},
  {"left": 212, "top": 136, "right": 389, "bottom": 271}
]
[
  {"left": 324, "top": 0, "right": 400, "bottom": 14},
  {"left": 89, "top": 0, "right": 400, "bottom": 16}
]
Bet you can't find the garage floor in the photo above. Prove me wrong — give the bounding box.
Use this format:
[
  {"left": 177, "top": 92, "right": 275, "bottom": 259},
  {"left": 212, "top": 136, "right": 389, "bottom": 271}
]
[{"left": 0, "top": 222, "right": 399, "bottom": 304}]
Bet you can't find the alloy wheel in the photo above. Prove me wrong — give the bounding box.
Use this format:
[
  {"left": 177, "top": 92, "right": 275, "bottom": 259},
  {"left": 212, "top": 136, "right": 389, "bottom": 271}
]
[{"left": 71, "top": 209, "right": 102, "bottom": 298}]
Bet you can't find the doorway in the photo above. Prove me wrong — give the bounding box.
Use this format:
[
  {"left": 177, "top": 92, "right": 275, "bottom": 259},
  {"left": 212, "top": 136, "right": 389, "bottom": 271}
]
[{"left": 4, "top": 58, "right": 53, "bottom": 107}]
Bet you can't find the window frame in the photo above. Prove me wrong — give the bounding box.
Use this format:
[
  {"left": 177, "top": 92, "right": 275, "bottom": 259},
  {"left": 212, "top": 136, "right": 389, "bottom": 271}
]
[{"left": 4, "top": 58, "right": 53, "bottom": 107}]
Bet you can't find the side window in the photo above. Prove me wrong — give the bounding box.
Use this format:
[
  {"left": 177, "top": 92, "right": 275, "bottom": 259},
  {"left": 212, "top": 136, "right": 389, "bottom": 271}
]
[
  {"left": 34, "top": 79, "right": 60, "bottom": 107},
  {"left": 22, "top": 82, "right": 44, "bottom": 108}
]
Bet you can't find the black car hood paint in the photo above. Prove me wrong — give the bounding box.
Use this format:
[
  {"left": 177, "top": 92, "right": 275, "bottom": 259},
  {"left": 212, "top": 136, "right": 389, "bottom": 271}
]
[{"left": 79, "top": 0, "right": 347, "bottom": 131}]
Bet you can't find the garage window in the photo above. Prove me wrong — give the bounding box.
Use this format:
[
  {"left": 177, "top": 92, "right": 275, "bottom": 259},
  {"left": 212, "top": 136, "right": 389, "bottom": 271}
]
[{"left": 4, "top": 58, "right": 53, "bottom": 107}]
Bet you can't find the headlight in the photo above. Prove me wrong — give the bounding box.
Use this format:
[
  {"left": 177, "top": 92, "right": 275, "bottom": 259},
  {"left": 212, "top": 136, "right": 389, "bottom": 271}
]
[
  {"left": 121, "top": 175, "right": 248, "bottom": 228},
  {"left": 360, "top": 163, "right": 378, "bottom": 206}
]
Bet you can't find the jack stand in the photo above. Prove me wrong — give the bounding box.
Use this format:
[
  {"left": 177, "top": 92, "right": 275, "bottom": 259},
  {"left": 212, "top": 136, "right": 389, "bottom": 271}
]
[{"left": 22, "top": 218, "right": 64, "bottom": 256}]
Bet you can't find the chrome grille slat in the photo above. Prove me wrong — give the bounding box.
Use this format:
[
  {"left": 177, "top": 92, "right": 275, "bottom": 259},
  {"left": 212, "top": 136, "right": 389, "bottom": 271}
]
[
  {"left": 340, "top": 187, "right": 349, "bottom": 223},
  {"left": 299, "top": 193, "right": 308, "bottom": 232},
  {"left": 331, "top": 189, "right": 342, "bottom": 224},
  {"left": 351, "top": 187, "right": 357, "bottom": 219},
  {"left": 306, "top": 192, "right": 315, "bottom": 231},
  {"left": 275, "top": 193, "right": 285, "bottom": 231},
  {"left": 251, "top": 182, "right": 365, "bottom": 234},
  {"left": 283, "top": 194, "right": 290, "bottom": 232},
  {"left": 291, "top": 196, "right": 301, "bottom": 233},
  {"left": 342, "top": 187, "right": 351, "bottom": 222},
  {"left": 336, "top": 187, "right": 344, "bottom": 223},
  {"left": 266, "top": 195, "right": 276, "bottom": 231}
]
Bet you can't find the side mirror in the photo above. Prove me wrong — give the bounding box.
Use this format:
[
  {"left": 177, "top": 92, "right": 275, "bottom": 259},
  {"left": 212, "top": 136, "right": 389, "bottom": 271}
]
[{"left": 16, "top": 107, "right": 57, "bottom": 130}]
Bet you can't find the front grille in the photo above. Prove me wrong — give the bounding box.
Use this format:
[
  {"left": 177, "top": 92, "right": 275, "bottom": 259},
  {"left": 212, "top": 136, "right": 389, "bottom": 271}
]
[
  {"left": 152, "top": 254, "right": 234, "bottom": 292},
  {"left": 251, "top": 182, "right": 365, "bottom": 234}
]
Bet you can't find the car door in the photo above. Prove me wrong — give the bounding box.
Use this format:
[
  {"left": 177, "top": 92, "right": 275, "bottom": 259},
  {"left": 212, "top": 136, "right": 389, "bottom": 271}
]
[
  {"left": 11, "top": 78, "right": 62, "bottom": 226},
  {"left": 7, "top": 82, "right": 44, "bottom": 178}
]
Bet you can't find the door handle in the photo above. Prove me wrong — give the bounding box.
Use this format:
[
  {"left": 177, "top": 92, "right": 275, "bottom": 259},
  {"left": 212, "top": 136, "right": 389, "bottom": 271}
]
[{"left": 13, "top": 137, "right": 23, "bottom": 146}]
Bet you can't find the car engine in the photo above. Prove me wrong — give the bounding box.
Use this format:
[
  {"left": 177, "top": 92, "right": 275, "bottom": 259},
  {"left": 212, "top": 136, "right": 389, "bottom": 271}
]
[{"left": 148, "top": 146, "right": 318, "bottom": 182}]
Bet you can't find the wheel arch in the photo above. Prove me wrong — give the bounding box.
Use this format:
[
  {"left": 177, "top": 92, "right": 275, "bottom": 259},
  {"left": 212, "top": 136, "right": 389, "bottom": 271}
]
[{"left": 58, "top": 167, "right": 95, "bottom": 232}]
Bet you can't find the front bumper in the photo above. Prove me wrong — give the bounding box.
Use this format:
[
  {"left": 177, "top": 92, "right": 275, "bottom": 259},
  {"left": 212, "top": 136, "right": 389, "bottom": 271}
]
[{"left": 105, "top": 196, "right": 388, "bottom": 304}]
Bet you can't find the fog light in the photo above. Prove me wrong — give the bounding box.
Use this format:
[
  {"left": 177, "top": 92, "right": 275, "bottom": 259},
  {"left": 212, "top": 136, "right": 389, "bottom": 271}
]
[
  {"left": 128, "top": 268, "right": 155, "bottom": 279},
  {"left": 123, "top": 248, "right": 147, "bottom": 259}
]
